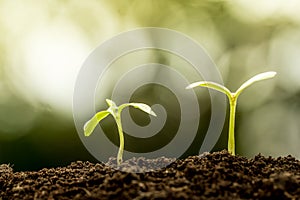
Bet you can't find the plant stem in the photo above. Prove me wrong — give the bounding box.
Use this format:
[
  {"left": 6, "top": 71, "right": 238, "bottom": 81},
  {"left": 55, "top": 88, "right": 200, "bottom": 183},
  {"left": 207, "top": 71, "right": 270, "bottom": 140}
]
[
  {"left": 115, "top": 114, "right": 124, "bottom": 166},
  {"left": 228, "top": 95, "right": 237, "bottom": 155}
]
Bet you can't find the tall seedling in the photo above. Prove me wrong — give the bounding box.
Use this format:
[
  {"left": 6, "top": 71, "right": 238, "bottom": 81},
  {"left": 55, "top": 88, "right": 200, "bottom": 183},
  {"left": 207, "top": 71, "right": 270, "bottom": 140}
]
[{"left": 186, "top": 72, "right": 277, "bottom": 155}]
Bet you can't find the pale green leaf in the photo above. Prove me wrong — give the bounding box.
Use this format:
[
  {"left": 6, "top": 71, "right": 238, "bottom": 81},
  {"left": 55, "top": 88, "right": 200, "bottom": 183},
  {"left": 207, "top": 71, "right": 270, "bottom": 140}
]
[
  {"left": 235, "top": 71, "right": 277, "bottom": 97},
  {"left": 84, "top": 111, "right": 110, "bottom": 136},
  {"left": 120, "top": 103, "right": 157, "bottom": 116},
  {"left": 186, "top": 81, "right": 232, "bottom": 99}
]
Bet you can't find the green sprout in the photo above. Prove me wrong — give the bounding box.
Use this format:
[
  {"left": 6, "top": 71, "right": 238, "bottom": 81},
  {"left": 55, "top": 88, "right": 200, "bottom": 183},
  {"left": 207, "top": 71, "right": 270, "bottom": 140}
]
[
  {"left": 186, "top": 71, "right": 277, "bottom": 155},
  {"left": 84, "top": 99, "right": 156, "bottom": 165}
]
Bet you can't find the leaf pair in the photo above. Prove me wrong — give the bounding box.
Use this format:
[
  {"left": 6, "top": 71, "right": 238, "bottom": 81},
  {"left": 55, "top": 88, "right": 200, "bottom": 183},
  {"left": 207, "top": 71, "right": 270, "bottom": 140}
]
[
  {"left": 186, "top": 71, "right": 277, "bottom": 155},
  {"left": 186, "top": 71, "right": 277, "bottom": 100},
  {"left": 84, "top": 99, "right": 156, "bottom": 165},
  {"left": 84, "top": 99, "right": 156, "bottom": 137}
]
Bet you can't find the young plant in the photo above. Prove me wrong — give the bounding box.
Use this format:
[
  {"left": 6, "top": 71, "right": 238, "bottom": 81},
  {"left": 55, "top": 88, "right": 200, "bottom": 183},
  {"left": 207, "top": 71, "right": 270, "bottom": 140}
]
[
  {"left": 84, "top": 99, "right": 156, "bottom": 165},
  {"left": 186, "top": 71, "right": 277, "bottom": 155}
]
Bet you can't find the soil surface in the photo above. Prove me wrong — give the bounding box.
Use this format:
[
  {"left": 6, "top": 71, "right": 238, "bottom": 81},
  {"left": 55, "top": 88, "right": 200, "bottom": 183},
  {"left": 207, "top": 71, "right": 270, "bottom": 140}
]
[{"left": 1, "top": 150, "right": 299, "bottom": 199}]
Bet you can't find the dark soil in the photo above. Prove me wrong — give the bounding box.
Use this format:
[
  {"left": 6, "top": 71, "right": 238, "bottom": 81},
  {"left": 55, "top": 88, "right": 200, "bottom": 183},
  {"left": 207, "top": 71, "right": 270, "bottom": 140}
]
[{"left": 1, "top": 150, "right": 299, "bottom": 199}]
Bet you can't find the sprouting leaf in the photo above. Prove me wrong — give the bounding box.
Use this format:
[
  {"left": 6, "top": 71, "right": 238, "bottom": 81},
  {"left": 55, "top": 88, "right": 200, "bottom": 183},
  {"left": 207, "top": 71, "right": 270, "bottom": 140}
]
[
  {"left": 84, "top": 111, "right": 110, "bottom": 136},
  {"left": 186, "top": 81, "right": 232, "bottom": 99},
  {"left": 235, "top": 71, "right": 277, "bottom": 97},
  {"left": 121, "top": 103, "right": 157, "bottom": 116}
]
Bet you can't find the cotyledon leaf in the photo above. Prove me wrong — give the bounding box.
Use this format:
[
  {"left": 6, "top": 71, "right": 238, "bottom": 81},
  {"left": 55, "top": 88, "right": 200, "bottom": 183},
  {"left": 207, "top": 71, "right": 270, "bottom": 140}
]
[
  {"left": 83, "top": 111, "right": 110, "bottom": 136},
  {"left": 235, "top": 71, "right": 277, "bottom": 97},
  {"left": 186, "top": 81, "right": 232, "bottom": 99},
  {"left": 120, "top": 103, "right": 157, "bottom": 117}
]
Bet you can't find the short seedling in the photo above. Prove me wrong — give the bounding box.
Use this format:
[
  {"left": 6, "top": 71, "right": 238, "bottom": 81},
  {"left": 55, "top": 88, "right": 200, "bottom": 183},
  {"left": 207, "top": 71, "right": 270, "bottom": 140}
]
[
  {"left": 84, "top": 99, "right": 156, "bottom": 165},
  {"left": 186, "top": 71, "right": 277, "bottom": 155}
]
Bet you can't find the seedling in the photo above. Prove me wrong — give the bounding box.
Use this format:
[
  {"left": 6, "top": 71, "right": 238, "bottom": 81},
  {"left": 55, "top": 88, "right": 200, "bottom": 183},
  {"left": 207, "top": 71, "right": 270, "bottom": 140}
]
[
  {"left": 186, "top": 71, "right": 277, "bottom": 155},
  {"left": 84, "top": 99, "right": 156, "bottom": 165}
]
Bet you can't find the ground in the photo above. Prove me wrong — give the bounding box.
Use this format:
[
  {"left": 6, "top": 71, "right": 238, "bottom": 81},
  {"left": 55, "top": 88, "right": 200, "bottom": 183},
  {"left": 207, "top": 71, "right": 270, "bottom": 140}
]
[{"left": 1, "top": 150, "right": 299, "bottom": 199}]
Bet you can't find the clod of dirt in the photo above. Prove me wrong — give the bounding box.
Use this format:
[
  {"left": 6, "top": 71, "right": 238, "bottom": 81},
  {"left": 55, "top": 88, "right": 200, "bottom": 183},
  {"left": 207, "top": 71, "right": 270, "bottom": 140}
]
[{"left": 1, "top": 150, "right": 299, "bottom": 199}]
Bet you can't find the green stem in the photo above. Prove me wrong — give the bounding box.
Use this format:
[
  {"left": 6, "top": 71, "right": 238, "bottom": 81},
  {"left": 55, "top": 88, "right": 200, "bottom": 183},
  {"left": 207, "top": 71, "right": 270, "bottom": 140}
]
[
  {"left": 115, "top": 114, "right": 124, "bottom": 166},
  {"left": 228, "top": 95, "right": 237, "bottom": 155}
]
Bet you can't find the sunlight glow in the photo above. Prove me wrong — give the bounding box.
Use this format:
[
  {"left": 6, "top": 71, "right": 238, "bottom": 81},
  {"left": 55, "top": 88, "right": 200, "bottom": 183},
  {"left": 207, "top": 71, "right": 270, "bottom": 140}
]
[{"left": 22, "top": 21, "right": 90, "bottom": 114}]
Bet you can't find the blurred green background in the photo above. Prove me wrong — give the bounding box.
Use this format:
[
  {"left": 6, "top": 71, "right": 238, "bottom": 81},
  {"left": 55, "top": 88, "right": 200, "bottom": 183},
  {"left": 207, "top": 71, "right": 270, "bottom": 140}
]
[{"left": 1, "top": 0, "right": 300, "bottom": 171}]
